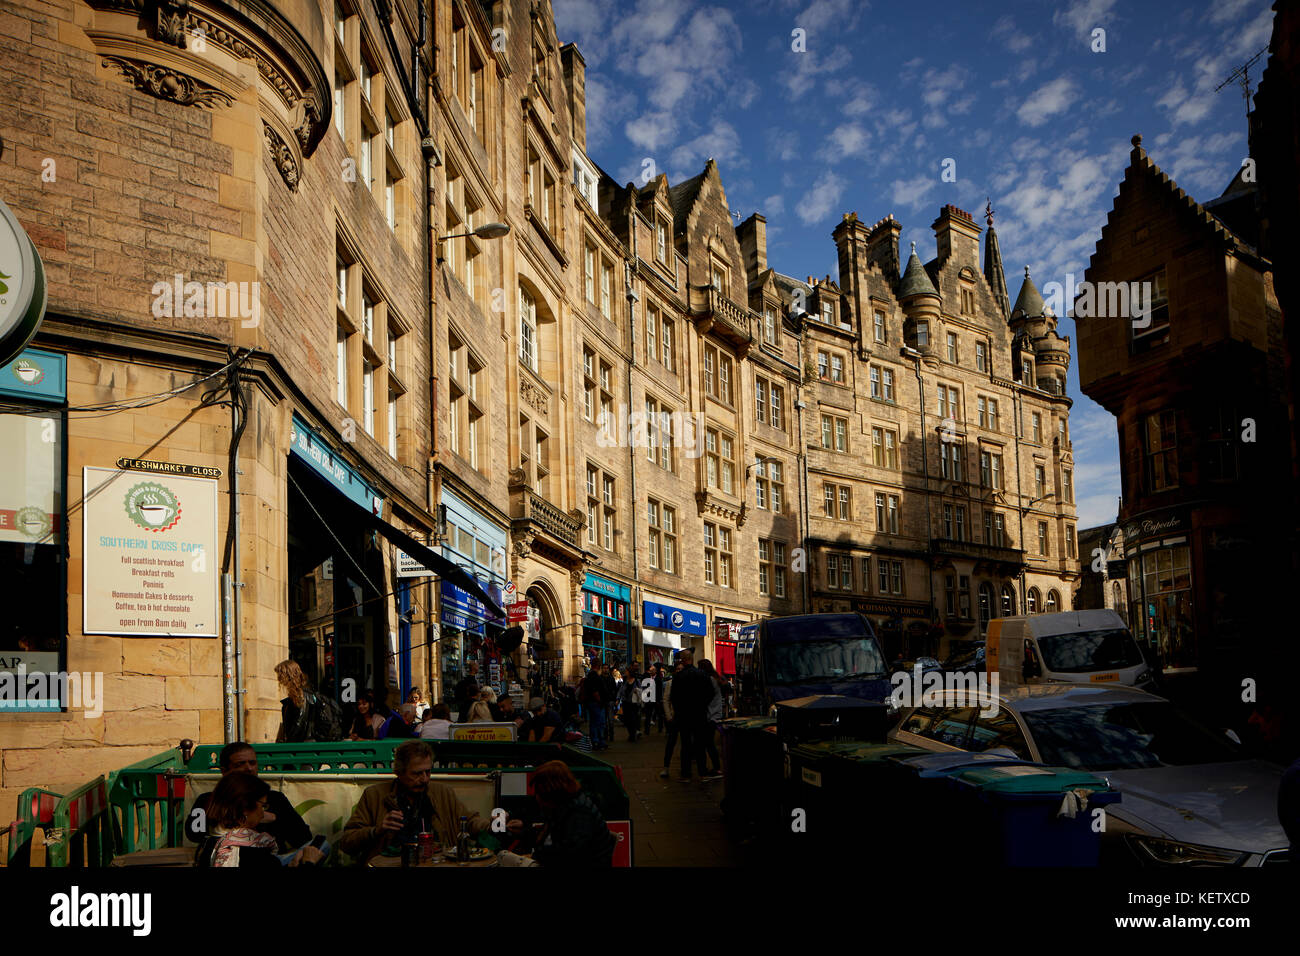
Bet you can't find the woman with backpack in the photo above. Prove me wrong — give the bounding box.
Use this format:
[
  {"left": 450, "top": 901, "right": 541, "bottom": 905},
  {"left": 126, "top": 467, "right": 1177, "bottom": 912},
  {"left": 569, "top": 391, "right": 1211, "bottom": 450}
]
[{"left": 274, "top": 659, "right": 343, "bottom": 742}]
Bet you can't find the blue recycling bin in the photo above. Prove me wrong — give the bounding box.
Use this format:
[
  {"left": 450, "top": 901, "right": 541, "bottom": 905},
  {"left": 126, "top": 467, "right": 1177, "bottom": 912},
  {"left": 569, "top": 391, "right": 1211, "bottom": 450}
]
[{"left": 945, "top": 765, "right": 1121, "bottom": 866}]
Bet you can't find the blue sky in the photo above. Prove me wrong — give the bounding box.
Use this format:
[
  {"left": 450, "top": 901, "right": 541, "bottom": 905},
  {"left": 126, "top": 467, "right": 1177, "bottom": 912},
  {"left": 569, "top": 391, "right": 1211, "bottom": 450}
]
[{"left": 552, "top": 0, "right": 1275, "bottom": 529}]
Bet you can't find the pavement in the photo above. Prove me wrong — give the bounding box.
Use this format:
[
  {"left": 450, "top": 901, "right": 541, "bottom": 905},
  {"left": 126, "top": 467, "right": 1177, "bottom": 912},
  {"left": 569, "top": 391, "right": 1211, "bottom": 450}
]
[{"left": 597, "top": 721, "right": 741, "bottom": 867}]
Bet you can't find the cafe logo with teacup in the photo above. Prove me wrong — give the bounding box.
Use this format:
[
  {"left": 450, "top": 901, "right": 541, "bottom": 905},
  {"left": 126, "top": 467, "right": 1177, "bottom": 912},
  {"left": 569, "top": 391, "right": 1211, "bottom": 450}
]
[
  {"left": 15, "top": 505, "right": 51, "bottom": 540},
  {"left": 12, "top": 356, "right": 43, "bottom": 385},
  {"left": 124, "top": 481, "right": 181, "bottom": 532}
]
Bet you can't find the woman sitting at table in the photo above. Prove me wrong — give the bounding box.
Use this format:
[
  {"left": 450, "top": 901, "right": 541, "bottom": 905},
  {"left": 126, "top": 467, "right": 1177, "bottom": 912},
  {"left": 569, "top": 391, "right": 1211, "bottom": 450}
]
[
  {"left": 465, "top": 689, "right": 496, "bottom": 723},
  {"left": 348, "top": 691, "right": 385, "bottom": 740},
  {"left": 197, "top": 773, "right": 323, "bottom": 868},
  {"left": 530, "top": 760, "right": 615, "bottom": 868}
]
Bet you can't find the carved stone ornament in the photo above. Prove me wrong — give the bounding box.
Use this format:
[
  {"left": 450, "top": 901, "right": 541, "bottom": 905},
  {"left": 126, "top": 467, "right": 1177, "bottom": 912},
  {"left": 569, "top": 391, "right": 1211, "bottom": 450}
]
[
  {"left": 512, "top": 531, "right": 535, "bottom": 558},
  {"left": 569, "top": 568, "right": 585, "bottom": 591},
  {"left": 520, "top": 378, "right": 549, "bottom": 414},
  {"left": 102, "top": 56, "right": 233, "bottom": 109},
  {"left": 507, "top": 467, "right": 528, "bottom": 491},
  {"left": 263, "top": 120, "right": 299, "bottom": 190},
  {"left": 156, "top": 0, "right": 190, "bottom": 47}
]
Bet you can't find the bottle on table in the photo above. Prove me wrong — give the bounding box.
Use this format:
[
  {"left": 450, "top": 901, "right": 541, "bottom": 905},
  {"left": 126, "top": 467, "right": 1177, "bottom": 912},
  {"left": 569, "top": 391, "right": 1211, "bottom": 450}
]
[{"left": 456, "top": 815, "right": 470, "bottom": 863}]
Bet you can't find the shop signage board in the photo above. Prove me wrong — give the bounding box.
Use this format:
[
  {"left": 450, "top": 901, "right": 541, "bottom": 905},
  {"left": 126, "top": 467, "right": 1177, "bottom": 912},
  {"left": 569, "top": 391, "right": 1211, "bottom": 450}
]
[
  {"left": 289, "top": 413, "right": 381, "bottom": 514},
  {"left": 582, "top": 572, "right": 631, "bottom": 602},
  {"left": 0, "top": 197, "right": 48, "bottom": 367},
  {"left": 396, "top": 549, "right": 436, "bottom": 578},
  {"left": 448, "top": 722, "right": 517, "bottom": 742},
  {"left": 0, "top": 347, "right": 64, "bottom": 402},
  {"left": 643, "top": 600, "right": 707, "bottom": 636},
  {"left": 116, "top": 457, "right": 222, "bottom": 479},
  {"left": 83, "top": 466, "right": 219, "bottom": 636},
  {"left": 507, "top": 601, "right": 528, "bottom": 624}
]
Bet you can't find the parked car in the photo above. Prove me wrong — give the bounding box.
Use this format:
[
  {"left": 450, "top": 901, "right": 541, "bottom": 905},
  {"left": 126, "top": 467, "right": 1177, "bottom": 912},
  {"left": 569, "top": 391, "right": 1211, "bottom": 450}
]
[
  {"left": 888, "top": 683, "right": 1290, "bottom": 866},
  {"left": 734, "top": 613, "right": 890, "bottom": 716},
  {"left": 890, "top": 657, "right": 944, "bottom": 678},
  {"left": 941, "top": 642, "right": 985, "bottom": 677}
]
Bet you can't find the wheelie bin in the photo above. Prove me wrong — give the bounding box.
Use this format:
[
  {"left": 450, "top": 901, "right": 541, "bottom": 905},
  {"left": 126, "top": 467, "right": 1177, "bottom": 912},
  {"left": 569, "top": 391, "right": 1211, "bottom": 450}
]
[
  {"left": 944, "top": 764, "right": 1121, "bottom": 866},
  {"left": 719, "top": 717, "right": 782, "bottom": 837}
]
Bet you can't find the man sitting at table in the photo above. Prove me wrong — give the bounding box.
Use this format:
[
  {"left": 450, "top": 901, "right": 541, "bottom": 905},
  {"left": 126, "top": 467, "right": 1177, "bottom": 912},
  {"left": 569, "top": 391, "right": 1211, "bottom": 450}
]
[
  {"left": 338, "top": 740, "right": 504, "bottom": 863},
  {"left": 186, "top": 742, "right": 317, "bottom": 860},
  {"left": 521, "top": 697, "right": 565, "bottom": 742}
]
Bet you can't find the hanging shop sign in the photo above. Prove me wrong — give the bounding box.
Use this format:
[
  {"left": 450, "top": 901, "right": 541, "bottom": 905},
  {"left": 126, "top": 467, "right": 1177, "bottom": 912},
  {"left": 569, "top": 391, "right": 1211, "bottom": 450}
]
[
  {"left": 0, "top": 347, "right": 63, "bottom": 403},
  {"left": 83, "top": 466, "right": 220, "bottom": 636},
  {"left": 396, "top": 547, "right": 436, "bottom": 578},
  {"left": 0, "top": 197, "right": 48, "bottom": 368}
]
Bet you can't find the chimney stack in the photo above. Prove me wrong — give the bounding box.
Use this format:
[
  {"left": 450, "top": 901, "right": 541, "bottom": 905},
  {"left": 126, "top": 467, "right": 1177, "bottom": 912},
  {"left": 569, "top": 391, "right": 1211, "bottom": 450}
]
[
  {"left": 736, "top": 213, "right": 767, "bottom": 278},
  {"left": 561, "top": 44, "right": 586, "bottom": 151},
  {"left": 864, "top": 215, "right": 902, "bottom": 277},
  {"left": 932, "top": 204, "right": 980, "bottom": 266}
]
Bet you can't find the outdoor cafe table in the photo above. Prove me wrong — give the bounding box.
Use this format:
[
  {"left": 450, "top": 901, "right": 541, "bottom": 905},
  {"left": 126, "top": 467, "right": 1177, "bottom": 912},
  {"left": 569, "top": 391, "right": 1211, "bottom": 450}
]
[{"left": 368, "top": 850, "right": 501, "bottom": 868}]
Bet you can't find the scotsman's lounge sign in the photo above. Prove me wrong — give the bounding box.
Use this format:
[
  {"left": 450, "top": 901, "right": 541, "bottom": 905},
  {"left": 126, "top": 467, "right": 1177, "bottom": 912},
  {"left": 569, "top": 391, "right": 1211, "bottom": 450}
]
[{"left": 0, "top": 197, "right": 47, "bottom": 367}]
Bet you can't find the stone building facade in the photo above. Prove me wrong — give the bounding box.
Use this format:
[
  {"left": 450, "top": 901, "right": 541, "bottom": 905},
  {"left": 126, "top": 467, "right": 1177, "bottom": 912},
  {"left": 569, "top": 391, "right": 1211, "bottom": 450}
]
[
  {"left": 1076, "top": 135, "right": 1287, "bottom": 708},
  {"left": 0, "top": 0, "right": 1080, "bottom": 826}
]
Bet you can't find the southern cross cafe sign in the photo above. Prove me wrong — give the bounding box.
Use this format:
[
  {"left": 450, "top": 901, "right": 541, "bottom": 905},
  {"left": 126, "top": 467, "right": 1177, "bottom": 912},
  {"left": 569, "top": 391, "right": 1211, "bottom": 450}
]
[{"left": 0, "top": 196, "right": 47, "bottom": 367}]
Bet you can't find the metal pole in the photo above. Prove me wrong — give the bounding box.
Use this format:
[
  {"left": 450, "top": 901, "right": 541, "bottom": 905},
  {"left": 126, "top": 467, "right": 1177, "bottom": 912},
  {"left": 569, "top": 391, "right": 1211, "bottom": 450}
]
[{"left": 222, "top": 572, "right": 235, "bottom": 743}]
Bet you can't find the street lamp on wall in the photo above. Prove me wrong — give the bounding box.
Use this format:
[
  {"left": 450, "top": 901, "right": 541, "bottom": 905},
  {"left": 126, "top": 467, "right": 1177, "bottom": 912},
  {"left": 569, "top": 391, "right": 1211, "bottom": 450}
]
[{"left": 436, "top": 221, "right": 511, "bottom": 262}]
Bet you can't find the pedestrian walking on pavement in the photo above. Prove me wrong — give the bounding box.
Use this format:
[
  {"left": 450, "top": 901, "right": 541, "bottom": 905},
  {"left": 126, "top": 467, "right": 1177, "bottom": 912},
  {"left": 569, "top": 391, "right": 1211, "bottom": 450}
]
[
  {"left": 580, "top": 662, "right": 607, "bottom": 750},
  {"left": 659, "top": 657, "right": 684, "bottom": 778},
  {"left": 621, "top": 663, "right": 642, "bottom": 742},
  {"left": 698, "top": 659, "right": 727, "bottom": 776},
  {"left": 603, "top": 666, "right": 618, "bottom": 749},
  {"left": 670, "top": 650, "right": 714, "bottom": 782},
  {"left": 643, "top": 664, "right": 665, "bottom": 736}
]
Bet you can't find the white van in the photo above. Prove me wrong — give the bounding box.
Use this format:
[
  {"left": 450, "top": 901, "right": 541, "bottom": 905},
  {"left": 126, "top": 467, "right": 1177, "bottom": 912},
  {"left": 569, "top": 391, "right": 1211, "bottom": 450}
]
[{"left": 985, "top": 609, "right": 1155, "bottom": 689}]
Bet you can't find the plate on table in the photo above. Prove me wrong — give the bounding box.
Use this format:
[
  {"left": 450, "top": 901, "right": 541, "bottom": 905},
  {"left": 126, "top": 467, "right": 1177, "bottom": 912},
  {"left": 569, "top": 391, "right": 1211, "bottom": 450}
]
[{"left": 443, "top": 846, "right": 493, "bottom": 862}]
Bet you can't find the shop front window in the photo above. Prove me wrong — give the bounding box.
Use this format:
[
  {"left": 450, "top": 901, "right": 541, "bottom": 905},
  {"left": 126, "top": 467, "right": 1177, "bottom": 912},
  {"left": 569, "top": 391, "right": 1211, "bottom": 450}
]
[
  {"left": 581, "top": 589, "right": 628, "bottom": 665},
  {"left": 1138, "top": 544, "right": 1194, "bottom": 670},
  {"left": 0, "top": 408, "right": 66, "bottom": 710}
]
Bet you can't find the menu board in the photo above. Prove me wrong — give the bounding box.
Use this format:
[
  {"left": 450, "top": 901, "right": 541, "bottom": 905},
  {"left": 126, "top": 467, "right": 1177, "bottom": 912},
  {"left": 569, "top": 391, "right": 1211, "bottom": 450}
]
[{"left": 82, "top": 466, "right": 219, "bottom": 636}]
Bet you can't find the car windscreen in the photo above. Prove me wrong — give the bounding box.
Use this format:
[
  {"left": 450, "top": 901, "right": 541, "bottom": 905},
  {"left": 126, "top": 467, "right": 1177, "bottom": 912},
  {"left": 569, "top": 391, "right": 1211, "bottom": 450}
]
[
  {"left": 766, "top": 638, "right": 887, "bottom": 684},
  {"left": 1021, "top": 701, "right": 1243, "bottom": 771},
  {"left": 1035, "top": 628, "right": 1143, "bottom": 673}
]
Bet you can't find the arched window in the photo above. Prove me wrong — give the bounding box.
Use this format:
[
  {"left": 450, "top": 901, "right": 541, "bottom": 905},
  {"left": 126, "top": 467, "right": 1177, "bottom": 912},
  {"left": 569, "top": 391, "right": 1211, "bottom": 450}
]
[
  {"left": 1046, "top": 589, "right": 1059, "bottom": 613},
  {"left": 1000, "top": 585, "right": 1015, "bottom": 616},
  {"left": 1027, "top": 588, "right": 1040, "bottom": 614},
  {"left": 978, "top": 582, "right": 993, "bottom": 630},
  {"left": 1112, "top": 582, "right": 1124, "bottom": 619}
]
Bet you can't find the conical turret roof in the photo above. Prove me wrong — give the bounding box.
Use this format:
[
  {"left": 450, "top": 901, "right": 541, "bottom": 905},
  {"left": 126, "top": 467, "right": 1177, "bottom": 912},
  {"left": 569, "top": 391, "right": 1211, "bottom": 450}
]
[
  {"left": 899, "top": 242, "right": 938, "bottom": 298},
  {"left": 1010, "top": 266, "right": 1047, "bottom": 320},
  {"left": 983, "top": 201, "right": 1009, "bottom": 318}
]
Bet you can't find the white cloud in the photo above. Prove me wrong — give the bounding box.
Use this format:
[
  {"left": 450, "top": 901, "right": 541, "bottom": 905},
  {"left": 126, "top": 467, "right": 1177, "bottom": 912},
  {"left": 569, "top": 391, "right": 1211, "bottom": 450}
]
[
  {"left": 764, "top": 193, "right": 786, "bottom": 218},
  {"left": 794, "top": 0, "right": 867, "bottom": 35},
  {"left": 890, "top": 174, "right": 934, "bottom": 209},
  {"left": 780, "top": 44, "right": 852, "bottom": 98},
  {"left": 819, "top": 123, "right": 872, "bottom": 162},
  {"left": 991, "top": 14, "right": 1035, "bottom": 53},
  {"left": 621, "top": 4, "right": 744, "bottom": 111},
  {"left": 624, "top": 111, "right": 677, "bottom": 151},
  {"left": 1017, "top": 77, "right": 1078, "bottom": 127},
  {"left": 1053, "top": 0, "right": 1119, "bottom": 42},
  {"left": 583, "top": 74, "right": 636, "bottom": 150},
  {"left": 796, "top": 170, "right": 845, "bottom": 226},
  {"left": 670, "top": 121, "right": 743, "bottom": 173},
  {"left": 1208, "top": 0, "right": 1257, "bottom": 25}
]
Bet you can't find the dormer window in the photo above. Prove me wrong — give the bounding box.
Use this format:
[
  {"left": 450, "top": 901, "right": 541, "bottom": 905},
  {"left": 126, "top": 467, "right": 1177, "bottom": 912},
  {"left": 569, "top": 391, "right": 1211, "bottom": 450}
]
[
  {"left": 821, "top": 300, "right": 834, "bottom": 325},
  {"left": 916, "top": 320, "right": 929, "bottom": 348},
  {"left": 656, "top": 220, "right": 668, "bottom": 263}
]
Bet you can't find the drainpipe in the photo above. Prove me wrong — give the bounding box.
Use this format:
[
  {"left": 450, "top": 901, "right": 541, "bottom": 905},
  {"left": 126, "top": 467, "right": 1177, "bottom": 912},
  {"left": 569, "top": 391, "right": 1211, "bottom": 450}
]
[
  {"left": 901, "top": 345, "right": 936, "bottom": 645},
  {"left": 625, "top": 227, "right": 642, "bottom": 664},
  {"left": 796, "top": 324, "right": 810, "bottom": 611},
  {"left": 229, "top": 358, "right": 246, "bottom": 741}
]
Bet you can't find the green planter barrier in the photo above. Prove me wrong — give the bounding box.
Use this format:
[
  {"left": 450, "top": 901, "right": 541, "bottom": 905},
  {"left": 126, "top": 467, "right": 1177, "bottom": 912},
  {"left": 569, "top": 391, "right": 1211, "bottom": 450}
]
[{"left": 97, "top": 740, "right": 629, "bottom": 864}]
